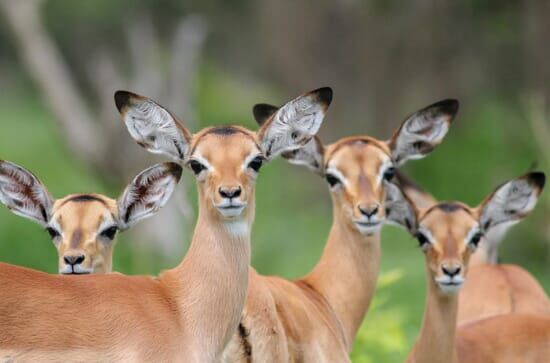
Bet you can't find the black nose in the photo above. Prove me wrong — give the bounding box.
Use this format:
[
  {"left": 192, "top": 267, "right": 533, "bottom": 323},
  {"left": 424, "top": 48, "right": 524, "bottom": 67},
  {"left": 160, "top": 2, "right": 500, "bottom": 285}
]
[
  {"left": 358, "top": 204, "right": 379, "bottom": 218},
  {"left": 64, "top": 255, "right": 85, "bottom": 266},
  {"left": 219, "top": 186, "right": 242, "bottom": 199},
  {"left": 442, "top": 265, "right": 461, "bottom": 277}
]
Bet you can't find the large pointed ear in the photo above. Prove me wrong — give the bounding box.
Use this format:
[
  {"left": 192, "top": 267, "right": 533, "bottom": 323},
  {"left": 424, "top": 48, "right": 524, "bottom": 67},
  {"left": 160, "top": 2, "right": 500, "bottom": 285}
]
[
  {"left": 114, "top": 91, "right": 192, "bottom": 161},
  {"left": 117, "top": 162, "right": 183, "bottom": 230},
  {"left": 477, "top": 172, "right": 545, "bottom": 232},
  {"left": 253, "top": 103, "right": 279, "bottom": 126},
  {"left": 0, "top": 161, "right": 53, "bottom": 226},
  {"left": 394, "top": 171, "right": 437, "bottom": 209},
  {"left": 384, "top": 181, "right": 418, "bottom": 234},
  {"left": 257, "top": 87, "right": 332, "bottom": 160},
  {"left": 387, "top": 99, "right": 458, "bottom": 166}
]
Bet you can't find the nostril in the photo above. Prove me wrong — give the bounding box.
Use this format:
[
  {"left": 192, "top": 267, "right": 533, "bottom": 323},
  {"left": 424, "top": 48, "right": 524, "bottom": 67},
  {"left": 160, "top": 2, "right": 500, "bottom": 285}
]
[
  {"left": 219, "top": 187, "right": 242, "bottom": 199},
  {"left": 442, "top": 265, "right": 461, "bottom": 277},
  {"left": 64, "top": 255, "right": 85, "bottom": 265},
  {"left": 358, "top": 204, "right": 379, "bottom": 218}
]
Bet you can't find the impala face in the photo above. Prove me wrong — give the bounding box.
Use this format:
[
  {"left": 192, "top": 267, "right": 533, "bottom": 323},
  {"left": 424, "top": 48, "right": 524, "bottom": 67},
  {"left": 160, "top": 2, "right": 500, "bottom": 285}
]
[
  {"left": 50, "top": 195, "right": 118, "bottom": 274},
  {"left": 384, "top": 172, "right": 546, "bottom": 295},
  {"left": 115, "top": 87, "right": 333, "bottom": 229},
  {"left": 415, "top": 203, "right": 480, "bottom": 293},
  {"left": 323, "top": 137, "right": 395, "bottom": 234},
  {"left": 253, "top": 99, "right": 460, "bottom": 236},
  {"left": 187, "top": 126, "right": 263, "bottom": 221},
  {"left": 0, "top": 160, "right": 182, "bottom": 274}
]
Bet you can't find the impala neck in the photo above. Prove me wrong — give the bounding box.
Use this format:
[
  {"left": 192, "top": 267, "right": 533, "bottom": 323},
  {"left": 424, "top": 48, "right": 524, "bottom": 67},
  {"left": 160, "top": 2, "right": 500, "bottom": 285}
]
[
  {"left": 409, "top": 266, "right": 459, "bottom": 363},
  {"left": 168, "top": 190, "right": 253, "bottom": 361},
  {"left": 302, "top": 199, "right": 381, "bottom": 350}
]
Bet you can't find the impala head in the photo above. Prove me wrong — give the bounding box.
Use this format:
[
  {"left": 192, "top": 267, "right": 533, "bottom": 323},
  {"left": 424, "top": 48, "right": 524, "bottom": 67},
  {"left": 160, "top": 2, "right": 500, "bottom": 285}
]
[
  {"left": 253, "top": 99, "right": 458, "bottom": 235},
  {"left": 114, "top": 88, "right": 332, "bottom": 231},
  {"left": 385, "top": 172, "right": 546, "bottom": 294},
  {"left": 0, "top": 161, "right": 182, "bottom": 274}
]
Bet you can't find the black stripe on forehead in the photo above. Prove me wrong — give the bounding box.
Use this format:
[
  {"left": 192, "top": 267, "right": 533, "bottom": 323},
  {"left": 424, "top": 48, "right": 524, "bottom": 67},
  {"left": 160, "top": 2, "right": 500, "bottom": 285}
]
[
  {"left": 325, "top": 137, "right": 391, "bottom": 166},
  {"left": 189, "top": 125, "right": 260, "bottom": 155},
  {"left": 424, "top": 202, "right": 473, "bottom": 216},
  {"left": 60, "top": 194, "right": 107, "bottom": 207}
]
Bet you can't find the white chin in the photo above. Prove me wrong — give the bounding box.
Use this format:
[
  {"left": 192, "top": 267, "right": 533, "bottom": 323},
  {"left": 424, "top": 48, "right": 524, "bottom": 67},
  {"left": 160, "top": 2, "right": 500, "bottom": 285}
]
[
  {"left": 354, "top": 223, "right": 382, "bottom": 235},
  {"left": 217, "top": 206, "right": 245, "bottom": 218},
  {"left": 437, "top": 282, "right": 463, "bottom": 294},
  {"left": 60, "top": 266, "right": 92, "bottom": 275}
]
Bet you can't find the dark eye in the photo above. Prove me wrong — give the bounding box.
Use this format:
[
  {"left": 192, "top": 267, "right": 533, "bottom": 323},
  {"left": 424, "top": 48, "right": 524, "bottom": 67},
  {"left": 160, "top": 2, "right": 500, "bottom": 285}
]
[
  {"left": 46, "top": 227, "right": 60, "bottom": 239},
  {"left": 248, "top": 156, "right": 264, "bottom": 172},
  {"left": 383, "top": 167, "right": 396, "bottom": 181},
  {"left": 188, "top": 160, "right": 206, "bottom": 175},
  {"left": 325, "top": 173, "right": 341, "bottom": 187},
  {"left": 416, "top": 232, "right": 430, "bottom": 248},
  {"left": 469, "top": 232, "right": 483, "bottom": 247},
  {"left": 100, "top": 226, "right": 118, "bottom": 240}
]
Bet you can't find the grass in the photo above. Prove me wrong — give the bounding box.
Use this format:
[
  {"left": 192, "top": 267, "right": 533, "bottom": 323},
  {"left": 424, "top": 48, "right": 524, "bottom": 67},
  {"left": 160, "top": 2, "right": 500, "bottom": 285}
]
[{"left": 0, "top": 80, "right": 547, "bottom": 362}]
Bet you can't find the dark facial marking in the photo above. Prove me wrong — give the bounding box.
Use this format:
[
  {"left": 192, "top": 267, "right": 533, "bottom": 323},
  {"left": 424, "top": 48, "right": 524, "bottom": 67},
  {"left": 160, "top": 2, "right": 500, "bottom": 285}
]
[
  {"left": 70, "top": 229, "right": 83, "bottom": 248},
  {"left": 61, "top": 194, "right": 107, "bottom": 206},
  {"left": 208, "top": 125, "right": 240, "bottom": 136}
]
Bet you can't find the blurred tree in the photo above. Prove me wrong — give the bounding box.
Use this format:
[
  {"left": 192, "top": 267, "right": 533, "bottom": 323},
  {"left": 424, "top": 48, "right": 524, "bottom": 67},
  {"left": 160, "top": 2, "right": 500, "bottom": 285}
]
[{"left": 0, "top": 0, "right": 208, "bottom": 255}]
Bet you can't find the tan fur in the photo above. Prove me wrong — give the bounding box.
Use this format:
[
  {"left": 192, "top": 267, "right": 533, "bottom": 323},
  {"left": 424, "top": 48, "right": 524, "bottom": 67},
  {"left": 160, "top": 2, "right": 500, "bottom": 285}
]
[
  {"left": 407, "top": 203, "right": 550, "bottom": 363},
  {"left": 223, "top": 139, "right": 398, "bottom": 362},
  {"left": 0, "top": 131, "right": 259, "bottom": 362}
]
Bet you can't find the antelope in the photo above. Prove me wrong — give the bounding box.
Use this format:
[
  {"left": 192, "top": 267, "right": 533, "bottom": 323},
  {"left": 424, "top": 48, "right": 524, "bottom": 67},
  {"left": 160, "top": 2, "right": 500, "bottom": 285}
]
[
  {"left": 219, "top": 99, "right": 459, "bottom": 362},
  {"left": 0, "top": 87, "right": 330, "bottom": 362},
  {"left": 0, "top": 160, "right": 179, "bottom": 275},
  {"left": 395, "top": 171, "right": 550, "bottom": 324},
  {"left": 384, "top": 171, "right": 550, "bottom": 363}
]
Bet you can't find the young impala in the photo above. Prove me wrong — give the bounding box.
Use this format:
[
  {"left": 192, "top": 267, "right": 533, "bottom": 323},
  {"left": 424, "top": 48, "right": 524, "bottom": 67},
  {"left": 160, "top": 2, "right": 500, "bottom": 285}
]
[
  {"left": 0, "top": 161, "right": 179, "bottom": 274},
  {"left": 395, "top": 172, "right": 550, "bottom": 324},
  {"left": 385, "top": 172, "right": 550, "bottom": 363},
  {"left": 0, "top": 87, "right": 331, "bottom": 362},
  {"left": 220, "top": 99, "right": 459, "bottom": 362}
]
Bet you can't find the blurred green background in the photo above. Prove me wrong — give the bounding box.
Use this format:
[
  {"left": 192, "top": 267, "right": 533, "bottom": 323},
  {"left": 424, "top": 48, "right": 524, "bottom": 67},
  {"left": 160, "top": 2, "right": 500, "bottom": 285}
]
[{"left": 0, "top": 1, "right": 548, "bottom": 362}]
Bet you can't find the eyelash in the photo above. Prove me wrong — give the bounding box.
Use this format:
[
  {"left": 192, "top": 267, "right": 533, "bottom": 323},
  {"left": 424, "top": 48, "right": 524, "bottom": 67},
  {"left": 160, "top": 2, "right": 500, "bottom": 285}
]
[
  {"left": 100, "top": 226, "right": 118, "bottom": 240},
  {"left": 188, "top": 160, "right": 207, "bottom": 175},
  {"left": 325, "top": 173, "right": 341, "bottom": 187},
  {"left": 247, "top": 156, "right": 264, "bottom": 172}
]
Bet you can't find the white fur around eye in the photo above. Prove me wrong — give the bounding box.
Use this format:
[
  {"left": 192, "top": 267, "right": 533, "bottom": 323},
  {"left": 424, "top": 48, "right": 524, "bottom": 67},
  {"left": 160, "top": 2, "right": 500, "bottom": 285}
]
[
  {"left": 376, "top": 158, "right": 394, "bottom": 185},
  {"left": 464, "top": 225, "right": 481, "bottom": 246},
  {"left": 325, "top": 167, "right": 348, "bottom": 189}
]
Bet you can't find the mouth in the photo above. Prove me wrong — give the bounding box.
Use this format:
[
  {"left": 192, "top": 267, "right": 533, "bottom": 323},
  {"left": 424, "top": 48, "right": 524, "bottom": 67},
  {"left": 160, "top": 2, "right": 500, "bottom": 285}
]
[
  {"left": 436, "top": 279, "right": 464, "bottom": 293},
  {"left": 61, "top": 271, "right": 91, "bottom": 275},
  {"left": 353, "top": 220, "right": 382, "bottom": 234},
  {"left": 216, "top": 203, "right": 246, "bottom": 218}
]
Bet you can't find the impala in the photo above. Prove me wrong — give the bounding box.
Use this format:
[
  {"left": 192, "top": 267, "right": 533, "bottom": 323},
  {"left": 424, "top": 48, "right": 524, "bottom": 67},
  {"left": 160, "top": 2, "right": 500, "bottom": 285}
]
[
  {"left": 0, "top": 87, "right": 331, "bottom": 362},
  {"left": 220, "top": 99, "right": 459, "bottom": 362},
  {"left": 385, "top": 172, "right": 550, "bottom": 363},
  {"left": 0, "top": 161, "right": 179, "bottom": 274},
  {"left": 395, "top": 171, "right": 550, "bottom": 324}
]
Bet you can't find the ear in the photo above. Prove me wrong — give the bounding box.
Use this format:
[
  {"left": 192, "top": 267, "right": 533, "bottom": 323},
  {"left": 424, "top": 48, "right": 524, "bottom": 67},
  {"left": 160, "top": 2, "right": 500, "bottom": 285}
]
[
  {"left": 0, "top": 161, "right": 53, "bottom": 226},
  {"left": 478, "top": 172, "right": 545, "bottom": 232},
  {"left": 280, "top": 136, "right": 325, "bottom": 174},
  {"left": 253, "top": 103, "right": 279, "bottom": 126},
  {"left": 117, "top": 162, "right": 183, "bottom": 230},
  {"left": 257, "top": 87, "right": 332, "bottom": 160},
  {"left": 394, "top": 171, "right": 437, "bottom": 209},
  {"left": 387, "top": 99, "right": 459, "bottom": 166},
  {"left": 114, "top": 91, "right": 192, "bottom": 161},
  {"left": 384, "top": 181, "right": 418, "bottom": 233}
]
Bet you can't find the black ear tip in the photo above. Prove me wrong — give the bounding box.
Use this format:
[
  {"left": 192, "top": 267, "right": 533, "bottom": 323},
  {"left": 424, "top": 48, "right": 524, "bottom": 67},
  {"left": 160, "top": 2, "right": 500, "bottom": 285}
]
[
  {"left": 435, "top": 98, "right": 459, "bottom": 116},
  {"left": 165, "top": 162, "right": 183, "bottom": 181},
  {"left": 313, "top": 87, "right": 333, "bottom": 106},
  {"left": 527, "top": 171, "right": 546, "bottom": 190},
  {"left": 114, "top": 90, "right": 133, "bottom": 112},
  {"left": 252, "top": 103, "right": 278, "bottom": 126}
]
